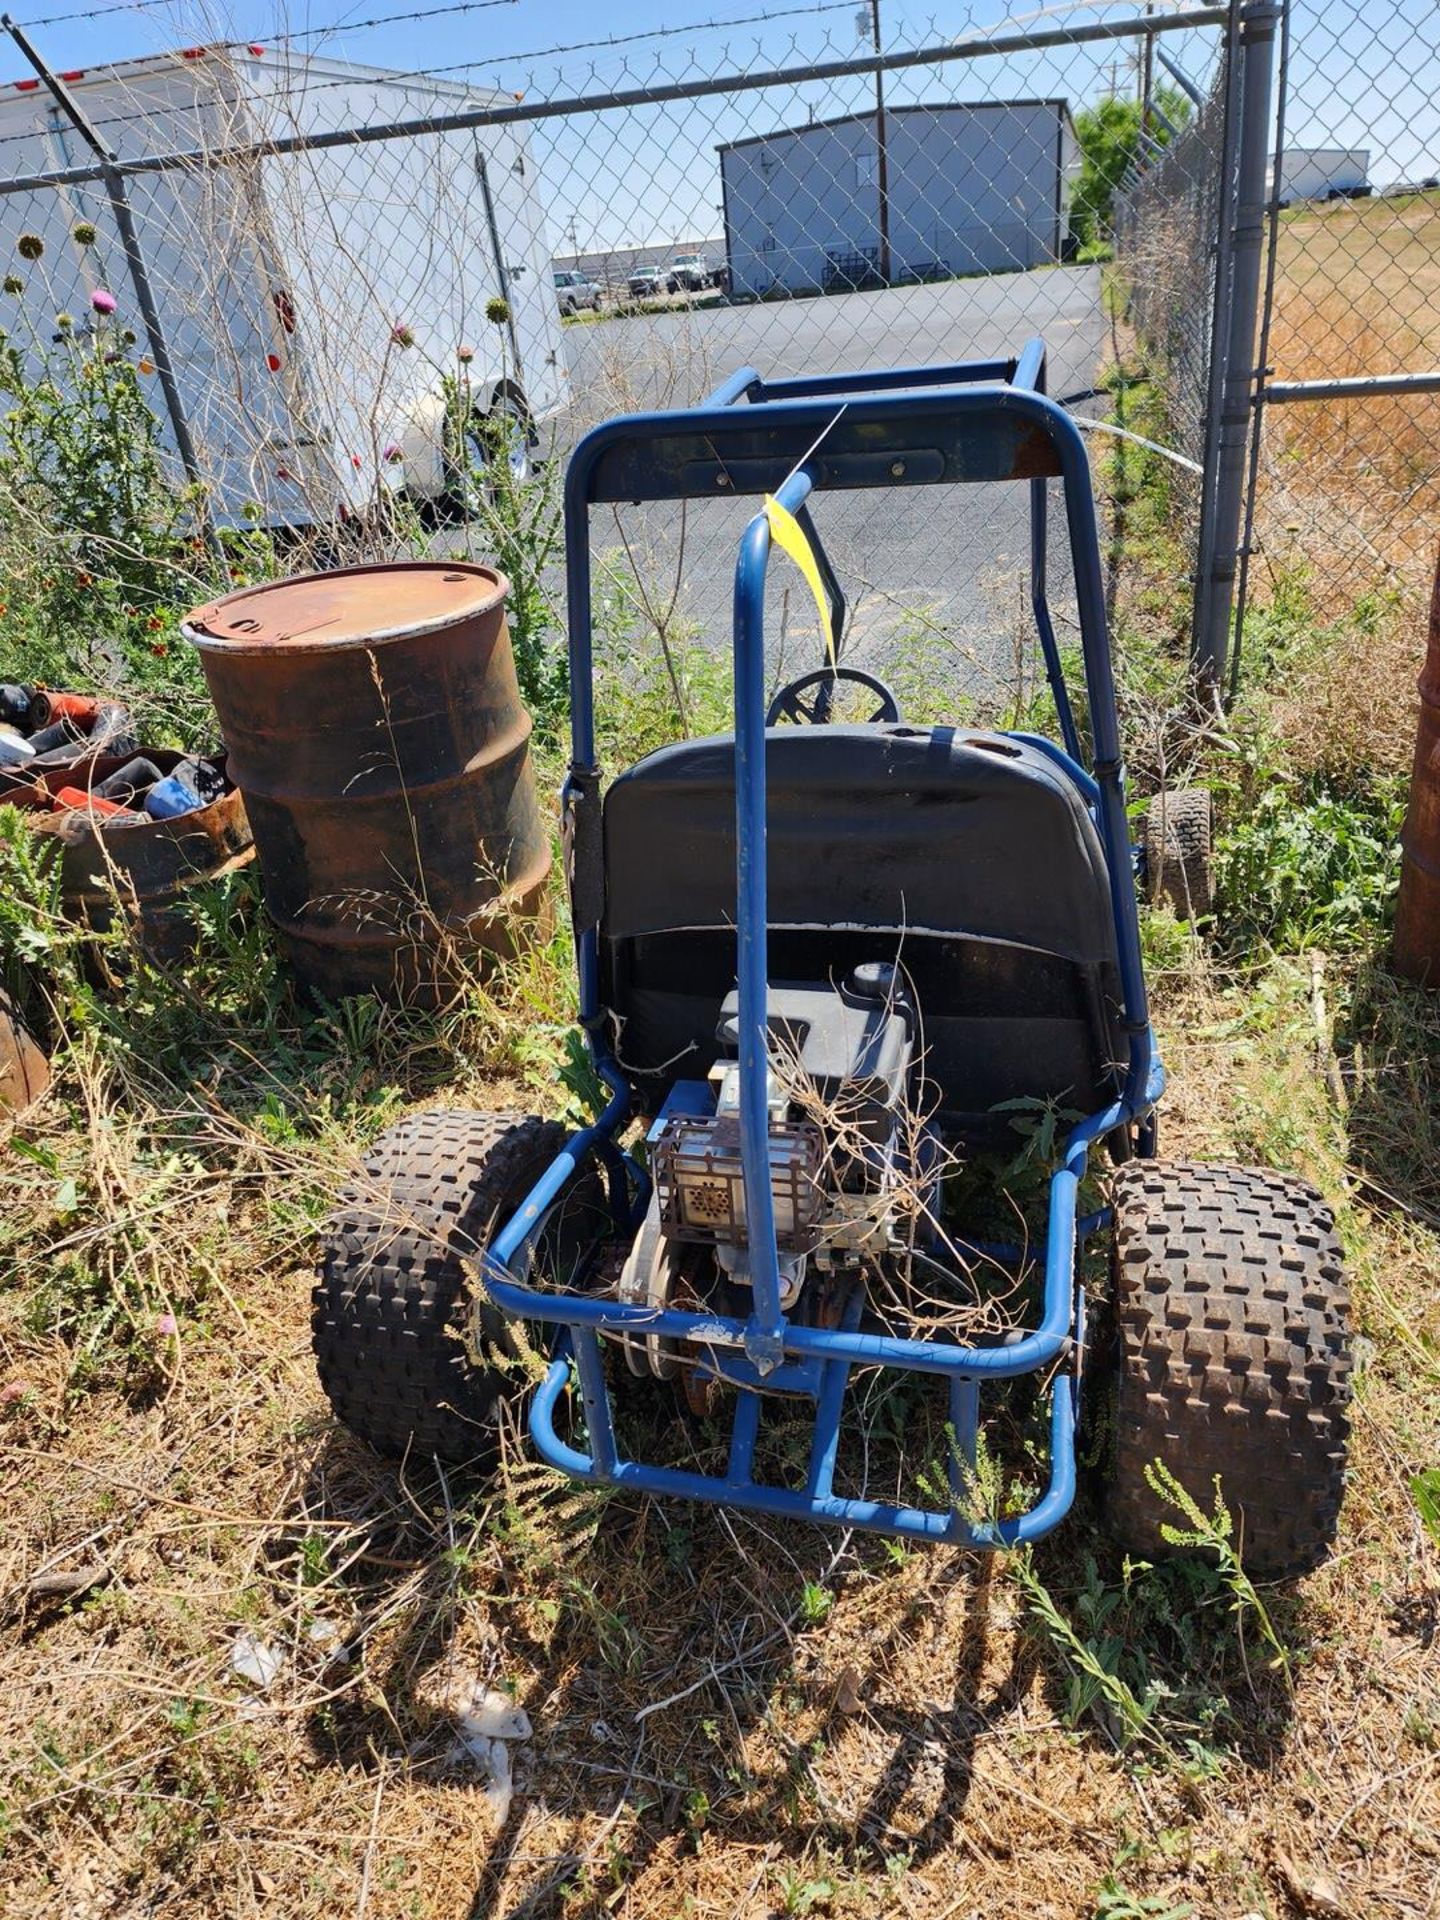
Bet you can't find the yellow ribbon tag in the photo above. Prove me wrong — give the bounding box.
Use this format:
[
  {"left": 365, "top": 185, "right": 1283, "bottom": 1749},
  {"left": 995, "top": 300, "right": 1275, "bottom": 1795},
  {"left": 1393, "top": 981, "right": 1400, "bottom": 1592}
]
[{"left": 764, "top": 494, "right": 836, "bottom": 665}]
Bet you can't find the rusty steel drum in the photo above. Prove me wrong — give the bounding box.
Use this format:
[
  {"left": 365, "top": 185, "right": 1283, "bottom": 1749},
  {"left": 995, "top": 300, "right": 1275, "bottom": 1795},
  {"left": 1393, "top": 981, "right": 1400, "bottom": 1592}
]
[
  {"left": 181, "top": 562, "right": 550, "bottom": 1003},
  {"left": 1394, "top": 552, "right": 1440, "bottom": 986},
  {"left": 27, "top": 751, "right": 254, "bottom": 972}
]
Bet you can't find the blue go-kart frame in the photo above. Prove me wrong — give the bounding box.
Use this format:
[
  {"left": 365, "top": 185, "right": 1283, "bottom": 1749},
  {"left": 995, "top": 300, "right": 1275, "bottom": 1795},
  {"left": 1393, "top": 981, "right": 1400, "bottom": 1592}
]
[{"left": 475, "top": 338, "right": 1165, "bottom": 1546}]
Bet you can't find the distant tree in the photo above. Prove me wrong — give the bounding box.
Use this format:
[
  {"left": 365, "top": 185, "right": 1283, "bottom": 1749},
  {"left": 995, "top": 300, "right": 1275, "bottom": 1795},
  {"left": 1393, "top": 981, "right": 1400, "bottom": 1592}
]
[{"left": 1071, "top": 87, "right": 1192, "bottom": 251}]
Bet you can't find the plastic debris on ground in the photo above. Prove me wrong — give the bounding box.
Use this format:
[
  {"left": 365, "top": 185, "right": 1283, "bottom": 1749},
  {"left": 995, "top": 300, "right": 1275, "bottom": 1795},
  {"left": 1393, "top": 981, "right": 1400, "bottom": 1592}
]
[
  {"left": 436, "top": 1677, "right": 533, "bottom": 1822},
  {"left": 229, "top": 1632, "right": 284, "bottom": 1691}
]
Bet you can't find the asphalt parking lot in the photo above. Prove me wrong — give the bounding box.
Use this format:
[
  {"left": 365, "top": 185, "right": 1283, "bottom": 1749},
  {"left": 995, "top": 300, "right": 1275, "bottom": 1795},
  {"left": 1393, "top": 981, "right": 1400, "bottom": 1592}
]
[{"left": 555, "top": 266, "right": 1106, "bottom": 696}]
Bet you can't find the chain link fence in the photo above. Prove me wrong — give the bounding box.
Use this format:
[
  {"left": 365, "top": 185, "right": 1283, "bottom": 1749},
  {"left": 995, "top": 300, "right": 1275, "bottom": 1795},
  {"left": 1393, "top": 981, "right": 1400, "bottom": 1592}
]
[
  {"left": 1112, "top": 48, "right": 1230, "bottom": 566},
  {"left": 1258, "top": 0, "right": 1440, "bottom": 610},
  {"left": 0, "top": 7, "right": 1232, "bottom": 710},
  {"left": 1116, "top": 0, "right": 1440, "bottom": 632}
]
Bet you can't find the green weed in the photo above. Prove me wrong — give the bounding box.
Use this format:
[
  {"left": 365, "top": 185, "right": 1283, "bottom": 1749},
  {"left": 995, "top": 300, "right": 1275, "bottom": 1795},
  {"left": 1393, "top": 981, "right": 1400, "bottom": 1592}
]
[
  {"left": 1012, "top": 1549, "right": 1168, "bottom": 1749},
  {"left": 1013, "top": 1462, "right": 1308, "bottom": 1763},
  {"left": 591, "top": 550, "right": 731, "bottom": 763},
  {"left": 1410, "top": 1468, "right": 1440, "bottom": 1549},
  {"left": 448, "top": 359, "right": 567, "bottom": 727},
  {"left": 1093, "top": 1875, "right": 1194, "bottom": 1920},
  {"left": 1144, "top": 1462, "right": 1295, "bottom": 1688},
  {"left": 797, "top": 1581, "right": 834, "bottom": 1628},
  {"left": 1217, "top": 773, "right": 1405, "bottom": 954},
  {"left": 775, "top": 1866, "right": 837, "bottom": 1915}
]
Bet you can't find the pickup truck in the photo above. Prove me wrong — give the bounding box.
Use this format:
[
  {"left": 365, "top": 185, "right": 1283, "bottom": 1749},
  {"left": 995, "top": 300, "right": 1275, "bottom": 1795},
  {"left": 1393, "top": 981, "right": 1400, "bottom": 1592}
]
[
  {"left": 554, "top": 268, "right": 603, "bottom": 316},
  {"left": 627, "top": 265, "right": 674, "bottom": 299},
  {"left": 667, "top": 253, "right": 713, "bottom": 291}
]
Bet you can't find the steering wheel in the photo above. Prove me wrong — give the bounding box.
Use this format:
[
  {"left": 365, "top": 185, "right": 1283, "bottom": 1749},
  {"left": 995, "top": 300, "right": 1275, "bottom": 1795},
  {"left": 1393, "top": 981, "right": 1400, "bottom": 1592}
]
[{"left": 766, "top": 666, "right": 901, "bottom": 727}]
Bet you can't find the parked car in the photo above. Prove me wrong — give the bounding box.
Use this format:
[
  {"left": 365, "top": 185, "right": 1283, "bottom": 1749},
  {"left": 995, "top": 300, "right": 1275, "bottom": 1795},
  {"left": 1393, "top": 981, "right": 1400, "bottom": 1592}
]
[
  {"left": 627, "top": 266, "right": 673, "bottom": 300},
  {"left": 554, "top": 268, "right": 602, "bottom": 316},
  {"left": 668, "top": 253, "right": 713, "bottom": 291}
]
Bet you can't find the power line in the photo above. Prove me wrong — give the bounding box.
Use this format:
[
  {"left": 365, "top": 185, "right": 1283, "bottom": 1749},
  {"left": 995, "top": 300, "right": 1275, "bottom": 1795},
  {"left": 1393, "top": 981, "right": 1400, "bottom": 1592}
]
[
  {"left": 284, "top": 0, "right": 520, "bottom": 42},
  {"left": 15, "top": 0, "right": 515, "bottom": 30}
]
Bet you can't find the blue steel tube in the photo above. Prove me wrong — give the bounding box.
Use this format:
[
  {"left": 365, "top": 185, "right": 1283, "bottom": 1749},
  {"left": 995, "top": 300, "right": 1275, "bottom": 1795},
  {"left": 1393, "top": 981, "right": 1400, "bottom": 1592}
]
[
  {"left": 562, "top": 455, "right": 598, "bottom": 771},
  {"left": 732, "top": 473, "right": 810, "bottom": 1366},
  {"left": 1016, "top": 337, "right": 1083, "bottom": 764},
  {"left": 528, "top": 1339, "right": 1078, "bottom": 1545},
  {"left": 1047, "top": 409, "right": 1154, "bottom": 1059},
  {"left": 703, "top": 366, "right": 762, "bottom": 407}
]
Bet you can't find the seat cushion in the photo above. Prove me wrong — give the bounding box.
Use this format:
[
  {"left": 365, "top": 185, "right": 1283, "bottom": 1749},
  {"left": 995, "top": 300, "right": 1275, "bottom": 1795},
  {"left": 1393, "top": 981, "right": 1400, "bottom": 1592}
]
[
  {"left": 598, "top": 724, "right": 1125, "bottom": 1128},
  {"left": 604, "top": 724, "right": 1116, "bottom": 961}
]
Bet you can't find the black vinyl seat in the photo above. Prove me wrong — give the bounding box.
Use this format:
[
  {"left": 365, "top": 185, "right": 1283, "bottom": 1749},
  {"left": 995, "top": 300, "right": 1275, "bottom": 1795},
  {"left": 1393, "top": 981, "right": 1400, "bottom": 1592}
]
[{"left": 598, "top": 724, "right": 1126, "bottom": 1133}]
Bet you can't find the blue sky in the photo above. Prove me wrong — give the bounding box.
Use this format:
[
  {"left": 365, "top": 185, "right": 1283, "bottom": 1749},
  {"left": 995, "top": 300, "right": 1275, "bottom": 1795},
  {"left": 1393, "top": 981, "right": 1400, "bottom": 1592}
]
[{"left": 4, "top": 0, "right": 1435, "bottom": 248}]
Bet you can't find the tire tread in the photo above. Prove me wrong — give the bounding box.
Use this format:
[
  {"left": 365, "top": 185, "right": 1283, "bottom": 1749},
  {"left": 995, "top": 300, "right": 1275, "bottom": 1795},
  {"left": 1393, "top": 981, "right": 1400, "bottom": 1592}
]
[
  {"left": 1109, "top": 1158, "right": 1351, "bottom": 1578},
  {"left": 313, "top": 1110, "right": 568, "bottom": 1466}
]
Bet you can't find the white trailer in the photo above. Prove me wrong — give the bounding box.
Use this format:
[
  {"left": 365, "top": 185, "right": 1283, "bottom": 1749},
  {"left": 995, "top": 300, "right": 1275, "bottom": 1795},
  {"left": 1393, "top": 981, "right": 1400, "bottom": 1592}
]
[
  {"left": 1272, "top": 147, "right": 1371, "bottom": 205},
  {"left": 0, "top": 44, "right": 567, "bottom": 525}
]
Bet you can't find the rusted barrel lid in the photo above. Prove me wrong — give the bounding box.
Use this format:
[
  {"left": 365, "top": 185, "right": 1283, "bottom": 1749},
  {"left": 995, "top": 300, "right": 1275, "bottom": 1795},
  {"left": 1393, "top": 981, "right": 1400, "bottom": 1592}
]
[{"left": 182, "top": 561, "right": 509, "bottom": 655}]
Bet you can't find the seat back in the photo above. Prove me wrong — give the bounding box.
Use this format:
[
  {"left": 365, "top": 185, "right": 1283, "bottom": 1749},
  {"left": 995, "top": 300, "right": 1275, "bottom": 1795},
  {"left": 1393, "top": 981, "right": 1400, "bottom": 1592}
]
[{"left": 599, "top": 724, "right": 1125, "bottom": 1133}]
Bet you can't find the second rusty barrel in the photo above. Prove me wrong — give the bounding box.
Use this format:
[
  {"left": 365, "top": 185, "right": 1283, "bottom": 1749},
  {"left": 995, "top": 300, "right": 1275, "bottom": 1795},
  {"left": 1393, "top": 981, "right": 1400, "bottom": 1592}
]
[
  {"left": 182, "top": 562, "right": 550, "bottom": 1002},
  {"left": 1394, "top": 549, "right": 1440, "bottom": 986}
]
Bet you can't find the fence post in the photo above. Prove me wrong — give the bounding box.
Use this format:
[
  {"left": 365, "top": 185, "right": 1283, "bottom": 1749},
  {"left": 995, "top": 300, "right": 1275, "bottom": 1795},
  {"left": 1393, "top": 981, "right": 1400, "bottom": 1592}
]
[
  {"left": 1, "top": 15, "right": 220, "bottom": 560},
  {"left": 1191, "top": 0, "right": 1279, "bottom": 687}
]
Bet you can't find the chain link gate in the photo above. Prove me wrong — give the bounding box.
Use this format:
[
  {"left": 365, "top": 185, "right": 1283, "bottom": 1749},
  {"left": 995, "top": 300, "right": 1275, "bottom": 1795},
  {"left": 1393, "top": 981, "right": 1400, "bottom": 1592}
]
[
  {"left": 1115, "top": 0, "right": 1440, "bottom": 688},
  {"left": 1242, "top": 0, "right": 1440, "bottom": 664}
]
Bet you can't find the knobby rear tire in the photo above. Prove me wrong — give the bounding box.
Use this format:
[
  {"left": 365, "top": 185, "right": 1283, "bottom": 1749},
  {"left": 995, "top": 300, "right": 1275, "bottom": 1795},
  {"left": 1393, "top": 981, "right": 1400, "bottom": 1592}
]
[
  {"left": 1142, "top": 788, "right": 1214, "bottom": 920},
  {"left": 314, "top": 1110, "right": 599, "bottom": 1469},
  {"left": 1107, "top": 1159, "right": 1351, "bottom": 1579}
]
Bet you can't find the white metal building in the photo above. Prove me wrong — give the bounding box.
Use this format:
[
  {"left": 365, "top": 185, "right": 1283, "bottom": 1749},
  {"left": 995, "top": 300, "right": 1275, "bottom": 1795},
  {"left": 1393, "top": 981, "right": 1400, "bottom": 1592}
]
[
  {"left": 1271, "top": 147, "right": 1371, "bottom": 204},
  {"left": 718, "top": 99, "right": 1078, "bottom": 299}
]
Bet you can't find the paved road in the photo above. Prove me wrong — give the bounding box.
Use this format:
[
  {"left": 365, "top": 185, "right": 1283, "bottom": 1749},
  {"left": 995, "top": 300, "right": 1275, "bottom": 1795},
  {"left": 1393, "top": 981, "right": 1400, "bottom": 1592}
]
[{"left": 555, "top": 265, "right": 1107, "bottom": 700}]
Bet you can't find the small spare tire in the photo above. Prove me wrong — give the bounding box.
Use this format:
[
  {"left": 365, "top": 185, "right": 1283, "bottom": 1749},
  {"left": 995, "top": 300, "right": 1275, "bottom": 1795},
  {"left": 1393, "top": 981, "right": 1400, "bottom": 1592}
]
[{"left": 1142, "top": 787, "right": 1214, "bottom": 919}]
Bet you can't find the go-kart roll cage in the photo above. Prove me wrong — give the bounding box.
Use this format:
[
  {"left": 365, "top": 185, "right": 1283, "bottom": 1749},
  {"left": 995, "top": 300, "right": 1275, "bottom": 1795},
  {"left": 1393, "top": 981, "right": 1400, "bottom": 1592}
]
[{"left": 477, "top": 339, "right": 1164, "bottom": 1544}]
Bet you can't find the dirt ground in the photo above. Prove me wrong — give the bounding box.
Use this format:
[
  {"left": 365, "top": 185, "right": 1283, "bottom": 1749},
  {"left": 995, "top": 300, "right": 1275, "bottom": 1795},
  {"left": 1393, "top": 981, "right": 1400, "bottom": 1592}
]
[{"left": 2, "top": 928, "right": 1437, "bottom": 1920}]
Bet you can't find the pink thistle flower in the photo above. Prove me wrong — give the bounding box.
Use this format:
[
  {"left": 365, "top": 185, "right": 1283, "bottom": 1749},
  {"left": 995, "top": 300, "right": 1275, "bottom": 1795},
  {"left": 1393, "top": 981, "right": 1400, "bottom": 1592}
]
[
  {"left": 390, "top": 322, "right": 414, "bottom": 348},
  {"left": 156, "top": 1312, "right": 178, "bottom": 1338},
  {"left": 456, "top": 343, "right": 474, "bottom": 364},
  {"left": 382, "top": 442, "right": 402, "bottom": 464},
  {"left": 90, "top": 287, "right": 117, "bottom": 315}
]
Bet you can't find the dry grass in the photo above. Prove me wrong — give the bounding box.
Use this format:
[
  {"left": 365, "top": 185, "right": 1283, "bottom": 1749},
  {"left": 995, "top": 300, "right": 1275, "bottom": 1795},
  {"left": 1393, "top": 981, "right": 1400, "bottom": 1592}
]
[
  {"left": 2, "top": 884, "right": 1438, "bottom": 1919},
  {"left": 1257, "top": 193, "right": 1440, "bottom": 608},
  {"left": 1260, "top": 585, "right": 1421, "bottom": 783}
]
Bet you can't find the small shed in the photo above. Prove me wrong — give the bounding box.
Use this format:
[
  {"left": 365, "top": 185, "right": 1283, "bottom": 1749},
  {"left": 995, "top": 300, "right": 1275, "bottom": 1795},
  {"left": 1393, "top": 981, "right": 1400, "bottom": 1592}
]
[{"left": 718, "top": 99, "right": 1078, "bottom": 298}]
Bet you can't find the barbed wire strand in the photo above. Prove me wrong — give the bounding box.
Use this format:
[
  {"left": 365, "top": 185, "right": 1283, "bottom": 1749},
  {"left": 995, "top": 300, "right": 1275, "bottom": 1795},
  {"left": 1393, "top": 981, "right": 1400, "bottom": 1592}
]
[{"left": 0, "top": 3, "right": 893, "bottom": 160}]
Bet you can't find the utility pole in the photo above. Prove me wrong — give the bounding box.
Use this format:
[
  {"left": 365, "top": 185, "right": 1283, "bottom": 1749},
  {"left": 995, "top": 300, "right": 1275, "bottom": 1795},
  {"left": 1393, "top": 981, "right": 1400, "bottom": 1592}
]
[
  {"left": 858, "top": 2, "right": 890, "bottom": 284},
  {"left": 1140, "top": 0, "right": 1155, "bottom": 126}
]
